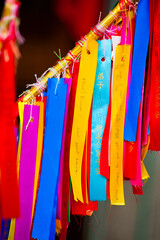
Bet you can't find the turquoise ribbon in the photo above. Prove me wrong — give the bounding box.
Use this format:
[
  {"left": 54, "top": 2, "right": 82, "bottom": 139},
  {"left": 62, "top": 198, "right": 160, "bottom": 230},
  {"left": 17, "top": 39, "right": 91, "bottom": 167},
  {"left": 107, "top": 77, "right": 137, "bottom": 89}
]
[
  {"left": 90, "top": 39, "right": 112, "bottom": 201},
  {"left": 32, "top": 78, "right": 67, "bottom": 240},
  {"left": 124, "top": 0, "right": 150, "bottom": 142}
]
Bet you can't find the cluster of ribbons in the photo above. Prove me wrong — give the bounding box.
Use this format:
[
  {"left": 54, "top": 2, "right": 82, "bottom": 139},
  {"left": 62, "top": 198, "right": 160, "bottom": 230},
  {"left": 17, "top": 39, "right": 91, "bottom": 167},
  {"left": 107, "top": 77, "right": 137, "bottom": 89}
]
[{"left": 1, "top": 0, "right": 160, "bottom": 239}]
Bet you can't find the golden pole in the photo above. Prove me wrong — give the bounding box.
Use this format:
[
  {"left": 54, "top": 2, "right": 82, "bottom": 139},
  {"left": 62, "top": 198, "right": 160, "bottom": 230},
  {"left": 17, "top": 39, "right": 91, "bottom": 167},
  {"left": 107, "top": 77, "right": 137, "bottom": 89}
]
[{"left": 23, "top": 0, "right": 137, "bottom": 103}]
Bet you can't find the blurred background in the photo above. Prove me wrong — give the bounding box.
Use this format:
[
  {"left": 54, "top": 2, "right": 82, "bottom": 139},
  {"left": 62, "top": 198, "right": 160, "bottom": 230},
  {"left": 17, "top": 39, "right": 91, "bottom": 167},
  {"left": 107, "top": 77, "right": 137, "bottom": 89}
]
[
  {"left": 14, "top": 0, "right": 116, "bottom": 96},
  {"left": 1, "top": 0, "right": 160, "bottom": 240}
]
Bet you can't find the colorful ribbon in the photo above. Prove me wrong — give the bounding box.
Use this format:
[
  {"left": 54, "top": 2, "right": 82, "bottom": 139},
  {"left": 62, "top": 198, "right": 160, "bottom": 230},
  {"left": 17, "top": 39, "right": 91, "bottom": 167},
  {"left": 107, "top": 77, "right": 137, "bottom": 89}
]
[
  {"left": 0, "top": 40, "right": 20, "bottom": 219},
  {"left": 100, "top": 35, "right": 121, "bottom": 180},
  {"left": 110, "top": 44, "right": 131, "bottom": 205},
  {"left": 14, "top": 104, "right": 40, "bottom": 240},
  {"left": 70, "top": 39, "right": 98, "bottom": 202},
  {"left": 31, "top": 101, "right": 44, "bottom": 223},
  {"left": 90, "top": 39, "right": 112, "bottom": 201}
]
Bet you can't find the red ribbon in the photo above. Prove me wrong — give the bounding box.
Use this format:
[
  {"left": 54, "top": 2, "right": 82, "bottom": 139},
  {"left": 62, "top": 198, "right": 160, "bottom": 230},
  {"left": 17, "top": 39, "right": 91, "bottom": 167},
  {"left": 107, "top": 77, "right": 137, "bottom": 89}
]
[
  {"left": 100, "top": 65, "right": 112, "bottom": 181},
  {"left": 0, "top": 40, "right": 20, "bottom": 218},
  {"left": 149, "top": 0, "right": 160, "bottom": 150}
]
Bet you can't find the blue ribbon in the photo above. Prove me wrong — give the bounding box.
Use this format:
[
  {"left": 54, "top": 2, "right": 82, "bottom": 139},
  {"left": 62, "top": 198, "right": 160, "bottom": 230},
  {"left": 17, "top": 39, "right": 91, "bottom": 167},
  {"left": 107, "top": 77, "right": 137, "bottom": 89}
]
[
  {"left": 0, "top": 219, "right": 10, "bottom": 240},
  {"left": 32, "top": 78, "right": 67, "bottom": 240},
  {"left": 124, "top": 0, "right": 150, "bottom": 142},
  {"left": 90, "top": 39, "right": 112, "bottom": 201}
]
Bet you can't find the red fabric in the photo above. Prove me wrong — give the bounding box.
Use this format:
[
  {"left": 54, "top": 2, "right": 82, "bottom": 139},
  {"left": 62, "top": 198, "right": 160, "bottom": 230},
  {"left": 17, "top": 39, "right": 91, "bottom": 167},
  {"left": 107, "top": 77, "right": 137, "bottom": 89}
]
[
  {"left": 60, "top": 62, "right": 79, "bottom": 240},
  {"left": 132, "top": 186, "right": 143, "bottom": 195},
  {"left": 55, "top": 0, "right": 104, "bottom": 39},
  {"left": 144, "top": 0, "right": 154, "bottom": 148},
  {"left": 0, "top": 40, "right": 20, "bottom": 218},
  {"left": 72, "top": 199, "right": 98, "bottom": 216},
  {"left": 123, "top": 141, "right": 137, "bottom": 179},
  {"left": 149, "top": 0, "right": 160, "bottom": 150},
  {"left": 107, "top": 179, "right": 110, "bottom": 200},
  {"left": 124, "top": 95, "right": 144, "bottom": 180},
  {"left": 141, "top": 54, "right": 151, "bottom": 146},
  {"left": 100, "top": 65, "right": 112, "bottom": 180}
]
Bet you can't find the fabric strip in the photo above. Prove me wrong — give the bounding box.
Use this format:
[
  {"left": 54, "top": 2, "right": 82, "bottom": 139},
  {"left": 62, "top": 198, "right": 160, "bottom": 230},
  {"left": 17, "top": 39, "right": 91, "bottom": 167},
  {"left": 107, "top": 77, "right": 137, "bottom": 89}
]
[
  {"left": 31, "top": 102, "right": 44, "bottom": 224},
  {"left": 14, "top": 104, "right": 40, "bottom": 240},
  {"left": 0, "top": 40, "right": 20, "bottom": 218},
  {"left": 70, "top": 39, "right": 98, "bottom": 202},
  {"left": 110, "top": 44, "right": 131, "bottom": 205},
  {"left": 90, "top": 39, "right": 112, "bottom": 201}
]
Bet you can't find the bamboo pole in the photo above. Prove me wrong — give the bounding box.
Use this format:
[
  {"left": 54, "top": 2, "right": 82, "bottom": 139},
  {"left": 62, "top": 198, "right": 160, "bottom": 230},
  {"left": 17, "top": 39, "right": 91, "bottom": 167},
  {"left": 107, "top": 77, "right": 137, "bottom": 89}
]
[{"left": 22, "top": 0, "right": 137, "bottom": 103}]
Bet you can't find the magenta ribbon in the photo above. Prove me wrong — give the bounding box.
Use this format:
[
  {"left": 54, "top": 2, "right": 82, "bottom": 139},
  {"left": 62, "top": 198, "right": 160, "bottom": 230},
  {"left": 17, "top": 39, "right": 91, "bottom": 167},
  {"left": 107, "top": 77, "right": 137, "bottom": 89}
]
[
  {"left": 14, "top": 104, "right": 40, "bottom": 240},
  {"left": 120, "top": 15, "right": 132, "bottom": 171},
  {"left": 130, "top": 86, "right": 144, "bottom": 187}
]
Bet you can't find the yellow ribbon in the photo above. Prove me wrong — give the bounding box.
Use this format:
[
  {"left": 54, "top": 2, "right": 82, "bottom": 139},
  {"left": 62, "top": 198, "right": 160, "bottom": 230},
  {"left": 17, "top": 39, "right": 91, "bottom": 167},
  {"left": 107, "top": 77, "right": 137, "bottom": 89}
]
[
  {"left": 8, "top": 220, "right": 16, "bottom": 240},
  {"left": 69, "top": 38, "right": 98, "bottom": 202},
  {"left": 17, "top": 102, "right": 25, "bottom": 172},
  {"left": 110, "top": 44, "right": 131, "bottom": 205}
]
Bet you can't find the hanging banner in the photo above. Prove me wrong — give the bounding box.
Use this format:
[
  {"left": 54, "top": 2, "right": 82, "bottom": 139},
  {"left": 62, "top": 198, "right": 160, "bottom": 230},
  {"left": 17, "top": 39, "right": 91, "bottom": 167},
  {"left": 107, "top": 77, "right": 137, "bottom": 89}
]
[
  {"left": 110, "top": 44, "right": 131, "bottom": 205},
  {"left": 69, "top": 38, "right": 98, "bottom": 202},
  {"left": 124, "top": 0, "right": 150, "bottom": 142},
  {"left": 14, "top": 104, "right": 40, "bottom": 240},
  {"left": 32, "top": 78, "right": 67, "bottom": 240},
  {"left": 90, "top": 39, "right": 112, "bottom": 201}
]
